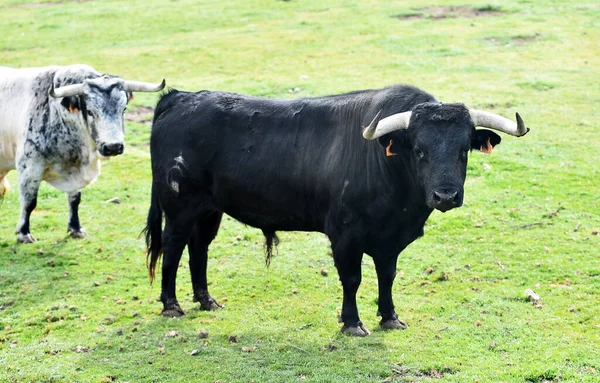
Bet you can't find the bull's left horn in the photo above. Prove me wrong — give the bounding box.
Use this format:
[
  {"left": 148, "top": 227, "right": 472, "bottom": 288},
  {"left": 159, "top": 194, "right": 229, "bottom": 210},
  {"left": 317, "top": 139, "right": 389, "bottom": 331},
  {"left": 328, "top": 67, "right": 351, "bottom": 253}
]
[
  {"left": 49, "top": 83, "right": 86, "bottom": 98},
  {"left": 123, "top": 79, "right": 166, "bottom": 93},
  {"left": 469, "top": 110, "right": 530, "bottom": 137},
  {"left": 362, "top": 110, "right": 412, "bottom": 140}
]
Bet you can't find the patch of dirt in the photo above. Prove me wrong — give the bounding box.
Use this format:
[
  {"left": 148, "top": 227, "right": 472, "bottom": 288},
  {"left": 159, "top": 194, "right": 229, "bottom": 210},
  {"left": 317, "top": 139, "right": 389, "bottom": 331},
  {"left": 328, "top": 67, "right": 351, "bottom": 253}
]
[
  {"left": 512, "top": 33, "right": 542, "bottom": 44},
  {"left": 9, "top": 0, "right": 91, "bottom": 9},
  {"left": 393, "top": 365, "right": 457, "bottom": 380},
  {"left": 485, "top": 33, "right": 542, "bottom": 46},
  {"left": 125, "top": 106, "right": 154, "bottom": 125},
  {"left": 395, "top": 5, "right": 503, "bottom": 20}
]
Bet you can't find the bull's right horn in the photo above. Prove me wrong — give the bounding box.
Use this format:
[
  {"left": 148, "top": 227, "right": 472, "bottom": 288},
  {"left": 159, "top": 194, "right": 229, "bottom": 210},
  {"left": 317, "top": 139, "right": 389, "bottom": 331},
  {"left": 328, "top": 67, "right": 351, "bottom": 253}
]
[
  {"left": 123, "top": 79, "right": 166, "bottom": 93},
  {"left": 362, "top": 110, "right": 412, "bottom": 140},
  {"left": 49, "top": 83, "right": 86, "bottom": 98}
]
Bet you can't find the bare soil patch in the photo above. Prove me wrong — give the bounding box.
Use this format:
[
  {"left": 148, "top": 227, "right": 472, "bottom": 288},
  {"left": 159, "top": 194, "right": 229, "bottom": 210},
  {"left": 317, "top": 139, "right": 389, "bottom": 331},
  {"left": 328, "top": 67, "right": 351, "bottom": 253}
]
[
  {"left": 485, "top": 33, "right": 542, "bottom": 46},
  {"left": 9, "top": 0, "right": 91, "bottom": 9},
  {"left": 392, "top": 365, "right": 457, "bottom": 380},
  {"left": 125, "top": 106, "right": 154, "bottom": 126},
  {"left": 395, "top": 5, "right": 503, "bottom": 20}
]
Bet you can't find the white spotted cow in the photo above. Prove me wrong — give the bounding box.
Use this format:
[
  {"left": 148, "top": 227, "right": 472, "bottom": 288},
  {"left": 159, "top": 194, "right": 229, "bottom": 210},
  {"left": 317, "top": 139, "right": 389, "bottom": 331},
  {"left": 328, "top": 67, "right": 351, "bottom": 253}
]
[{"left": 0, "top": 64, "right": 165, "bottom": 243}]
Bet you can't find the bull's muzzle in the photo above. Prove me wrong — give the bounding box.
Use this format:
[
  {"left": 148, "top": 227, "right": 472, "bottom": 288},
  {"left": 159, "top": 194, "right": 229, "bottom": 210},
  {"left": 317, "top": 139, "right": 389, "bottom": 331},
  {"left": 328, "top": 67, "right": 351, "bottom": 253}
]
[
  {"left": 431, "top": 188, "right": 463, "bottom": 212},
  {"left": 99, "top": 142, "right": 124, "bottom": 156}
]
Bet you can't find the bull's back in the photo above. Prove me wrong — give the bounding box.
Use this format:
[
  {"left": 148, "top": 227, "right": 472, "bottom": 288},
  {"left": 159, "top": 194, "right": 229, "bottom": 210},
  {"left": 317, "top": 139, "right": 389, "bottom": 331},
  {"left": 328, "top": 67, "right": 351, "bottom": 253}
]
[
  {"left": 151, "top": 90, "right": 337, "bottom": 231},
  {"left": 0, "top": 67, "right": 44, "bottom": 169}
]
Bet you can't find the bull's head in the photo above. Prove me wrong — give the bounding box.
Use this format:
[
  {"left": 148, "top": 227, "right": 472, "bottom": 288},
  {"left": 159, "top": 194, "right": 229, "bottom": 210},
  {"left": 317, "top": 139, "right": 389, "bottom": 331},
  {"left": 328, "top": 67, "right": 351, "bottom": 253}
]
[
  {"left": 49, "top": 76, "right": 165, "bottom": 157},
  {"left": 362, "top": 103, "right": 529, "bottom": 212}
]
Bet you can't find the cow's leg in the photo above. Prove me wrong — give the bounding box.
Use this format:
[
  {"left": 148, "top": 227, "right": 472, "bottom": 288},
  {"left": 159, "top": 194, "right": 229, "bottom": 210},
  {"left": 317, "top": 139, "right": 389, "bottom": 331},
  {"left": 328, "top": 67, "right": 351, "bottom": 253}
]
[
  {"left": 67, "top": 191, "right": 87, "bottom": 238},
  {"left": 331, "top": 235, "right": 370, "bottom": 336},
  {"left": 0, "top": 171, "right": 10, "bottom": 198},
  {"left": 160, "top": 215, "right": 196, "bottom": 317},
  {"left": 373, "top": 255, "right": 408, "bottom": 330},
  {"left": 189, "top": 211, "right": 224, "bottom": 311},
  {"left": 16, "top": 165, "right": 43, "bottom": 244}
]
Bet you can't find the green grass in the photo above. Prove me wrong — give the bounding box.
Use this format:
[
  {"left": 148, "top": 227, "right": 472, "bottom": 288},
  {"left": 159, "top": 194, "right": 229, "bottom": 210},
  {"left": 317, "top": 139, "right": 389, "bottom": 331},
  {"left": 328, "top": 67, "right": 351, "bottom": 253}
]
[{"left": 1, "top": 0, "right": 599, "bottom": 382}]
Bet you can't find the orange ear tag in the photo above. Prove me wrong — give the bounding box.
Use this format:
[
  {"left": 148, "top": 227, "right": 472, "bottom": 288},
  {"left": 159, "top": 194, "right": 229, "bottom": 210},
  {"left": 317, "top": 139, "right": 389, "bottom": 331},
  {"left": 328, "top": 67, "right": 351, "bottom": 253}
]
[
  {"left": 68, "top": 105, "right": 79, "bottom": 113},
  {"left": 386, "top": 139, "right": 397, "bottom": 157},
  {"left": 480, "top": 138, "right": 493, "bottom": 154}
]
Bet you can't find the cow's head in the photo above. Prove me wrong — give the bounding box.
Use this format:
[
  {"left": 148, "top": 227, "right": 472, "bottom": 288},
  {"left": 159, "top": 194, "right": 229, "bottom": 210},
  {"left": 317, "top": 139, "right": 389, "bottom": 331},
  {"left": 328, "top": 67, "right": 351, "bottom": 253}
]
[
  {"left": 49, "top": 76, "right": 165, "bottom": 157},
  {"left": 363, "top": 102, "right": 529, "bottom": 212}
]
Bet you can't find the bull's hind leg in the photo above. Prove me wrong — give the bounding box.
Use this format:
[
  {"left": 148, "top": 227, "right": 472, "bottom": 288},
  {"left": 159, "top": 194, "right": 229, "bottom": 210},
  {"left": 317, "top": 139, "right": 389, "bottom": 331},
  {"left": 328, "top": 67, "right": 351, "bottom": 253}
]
[
  {"left": 160, "top": 215, "right": 196, "bottom": 317},
  {"left": 188, "top": 211, "right": 224, "bottom": 310},
  {"left": 0, "top": 171, "right": 10, "bottom": 198},
  {"left": 67, "top": 191, "right": 87, "bottom": 238}
]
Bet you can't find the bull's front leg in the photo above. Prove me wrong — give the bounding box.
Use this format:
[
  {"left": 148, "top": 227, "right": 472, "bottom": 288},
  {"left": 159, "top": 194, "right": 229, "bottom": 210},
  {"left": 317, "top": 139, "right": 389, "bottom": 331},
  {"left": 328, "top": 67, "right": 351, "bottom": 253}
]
[
  {"left": 67, "top": 191, "right": 87, "bottom": 238},
  {"left": 373, "top": 254, "right": 408, "bottom": 330},
  {"left": 331, "top": 237, "right": 370, "bottom": 336},
  {"left": 15, "top": 162, "right": 43, "bottom": 244}
]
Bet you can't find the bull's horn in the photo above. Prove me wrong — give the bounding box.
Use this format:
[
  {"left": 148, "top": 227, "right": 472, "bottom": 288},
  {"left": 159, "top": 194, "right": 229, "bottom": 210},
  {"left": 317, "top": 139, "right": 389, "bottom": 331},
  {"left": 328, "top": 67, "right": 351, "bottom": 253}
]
[
  {"left": 49, "top": 83, "right": 85, "bottom": 98},
  {"left": 469, "top": 110, "right": 529, "bottom": 137},
  {"left": 362, "top": 110, "right": 412, "bottom": 140},
  {"left": 123, "top": 79, "right": 166, "bottom": 93}
]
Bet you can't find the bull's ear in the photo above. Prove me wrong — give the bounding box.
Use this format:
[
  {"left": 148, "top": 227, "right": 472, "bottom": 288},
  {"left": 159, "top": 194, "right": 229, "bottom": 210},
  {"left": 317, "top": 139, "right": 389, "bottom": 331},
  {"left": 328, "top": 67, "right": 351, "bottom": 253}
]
[
  {"left": 472, "top": 129, "right": 501, "bottom": 154},
  {"left": 378, "top": 131, "right": 408, "bottom": 157},
  {"left": 60, "top": 96, "right": 80, "bottom": 113}
]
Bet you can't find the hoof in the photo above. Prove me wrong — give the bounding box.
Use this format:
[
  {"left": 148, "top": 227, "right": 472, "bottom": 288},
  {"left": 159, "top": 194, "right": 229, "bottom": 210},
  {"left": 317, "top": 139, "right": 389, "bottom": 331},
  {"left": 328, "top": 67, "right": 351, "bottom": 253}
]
[
  {"left": 380, "top": 318, "right": 408, "bottom": 330},
  {"left": 17, "top": 233, "right": 36, "bottom": 244},
  {"left": 341, "top": 323, "right": 371, "bottom": 337},
  {"left": 69, "top": 229, "right": 88, "bottom": 239},
  {"left": 200, "top": 300, "right": 224, "bottom": 311},
  {"left": 162, "top": 303, "right": 185, "bottom": 318},
  {"left": 193, "top": 293, "right": 224, "bottom": 311}
]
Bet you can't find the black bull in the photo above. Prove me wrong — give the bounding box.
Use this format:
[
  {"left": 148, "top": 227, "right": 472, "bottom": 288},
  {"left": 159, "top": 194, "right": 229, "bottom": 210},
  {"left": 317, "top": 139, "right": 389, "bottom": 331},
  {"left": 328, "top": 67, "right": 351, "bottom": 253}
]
[{"left": 144, "top": 84, "right": 529, "bottom": 336}]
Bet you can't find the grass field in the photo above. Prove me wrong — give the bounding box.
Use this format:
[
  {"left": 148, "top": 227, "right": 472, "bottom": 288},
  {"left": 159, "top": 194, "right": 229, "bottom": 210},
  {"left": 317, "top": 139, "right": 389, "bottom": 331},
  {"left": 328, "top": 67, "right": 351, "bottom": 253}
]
[{"left": 1, "top": 0, "right": 599, "bottom": 382}]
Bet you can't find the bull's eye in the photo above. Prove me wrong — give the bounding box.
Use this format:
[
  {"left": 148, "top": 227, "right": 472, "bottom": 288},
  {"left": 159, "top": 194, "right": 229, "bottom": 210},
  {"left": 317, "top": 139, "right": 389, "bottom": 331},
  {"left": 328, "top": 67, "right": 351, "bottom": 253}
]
[
  {"left": 414, "top": 148, "right": 425, "bottom": 159},
  {"left": 86, "top": 110, "right": 94, "bottom": 118}
]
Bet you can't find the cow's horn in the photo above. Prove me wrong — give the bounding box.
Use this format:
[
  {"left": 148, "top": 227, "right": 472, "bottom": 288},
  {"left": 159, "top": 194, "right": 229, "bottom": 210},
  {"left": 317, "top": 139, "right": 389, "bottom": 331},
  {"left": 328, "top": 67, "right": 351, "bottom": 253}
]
[
  {"left": 362, "top": 110, "right": 412, "bottom": 140},
  {"left": 123, "top": 79, "right": 166, "bottom": 93},
  {"left": 49, "top": 83, "right": 86, "bottom": 98},
  {"left": 469, "top": 110, "right": 530, "bottom": 137}
]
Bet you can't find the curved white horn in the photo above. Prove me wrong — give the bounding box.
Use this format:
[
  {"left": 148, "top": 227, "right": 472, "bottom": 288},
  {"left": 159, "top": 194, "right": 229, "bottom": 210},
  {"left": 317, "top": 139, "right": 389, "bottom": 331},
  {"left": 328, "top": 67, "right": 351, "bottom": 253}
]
[
  {"left": 49, "top": 83, "right": 85, "bottom": 98},
  {"left": 362, "top": 110, "right": 412, "bottom": 140},
  {"left": 123, "top": 79, "right": 166, "bottom": 93},
  {"left": 469, "top": 110, "right": 529, "bottom": 137}
]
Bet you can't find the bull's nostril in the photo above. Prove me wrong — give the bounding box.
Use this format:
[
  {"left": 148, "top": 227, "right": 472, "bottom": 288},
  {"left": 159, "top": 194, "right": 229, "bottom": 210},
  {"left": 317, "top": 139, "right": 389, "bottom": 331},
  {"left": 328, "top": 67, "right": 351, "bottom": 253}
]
[{"left": 433, "top": 190, "right": 458, "bottom": 204}]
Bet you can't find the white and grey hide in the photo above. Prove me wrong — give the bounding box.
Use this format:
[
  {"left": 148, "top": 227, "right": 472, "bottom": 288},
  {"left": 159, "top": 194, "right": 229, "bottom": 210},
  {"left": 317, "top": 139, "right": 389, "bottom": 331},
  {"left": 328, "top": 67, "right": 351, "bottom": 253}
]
[{"left": 0, "top": 64, "right": 165, "bottom": 243}]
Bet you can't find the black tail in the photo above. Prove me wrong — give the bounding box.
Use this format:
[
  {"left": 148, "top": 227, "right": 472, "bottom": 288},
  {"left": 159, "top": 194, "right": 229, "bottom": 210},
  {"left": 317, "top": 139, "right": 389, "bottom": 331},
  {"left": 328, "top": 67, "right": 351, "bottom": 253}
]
[
  {"left": 144, "top": 182, "right": 163, "bottom": 282},
  {"left": 263, "top": 230, "right": 279, "bottom": 267}
]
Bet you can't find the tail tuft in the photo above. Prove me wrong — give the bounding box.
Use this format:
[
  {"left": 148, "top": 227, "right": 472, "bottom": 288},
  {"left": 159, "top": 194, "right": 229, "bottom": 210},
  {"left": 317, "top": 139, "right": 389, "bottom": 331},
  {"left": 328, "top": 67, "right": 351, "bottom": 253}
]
[
  {"left": 143, "top": 183, "right": 164, "bottom": 281},
  {"left": 263, "top": 230, "right": 279, "bottom": 267}
]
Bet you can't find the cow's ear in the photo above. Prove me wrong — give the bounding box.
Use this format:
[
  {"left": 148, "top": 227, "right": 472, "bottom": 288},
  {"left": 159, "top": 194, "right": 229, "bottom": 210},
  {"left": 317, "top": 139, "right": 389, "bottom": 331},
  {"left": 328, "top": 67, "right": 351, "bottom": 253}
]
[
  {"left": 127, "top": 91, "right": 134, "bottom": 102},
  {"left": 378, "top": 131, "right": 409, "bottom": 157},
  {"left": 471, "top": 129, "right": 501, "bottom": 154},
  {"left": 60, "top": 96, "right": 80, "bottom": 114}
]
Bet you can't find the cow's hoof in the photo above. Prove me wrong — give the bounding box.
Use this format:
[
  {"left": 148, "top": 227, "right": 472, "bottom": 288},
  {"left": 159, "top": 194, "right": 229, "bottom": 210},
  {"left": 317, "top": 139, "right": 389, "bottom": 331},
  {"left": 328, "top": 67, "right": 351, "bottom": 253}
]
[
  {"left": 162, "top": 304, "right": 185, "bottom": 318},
  {"left": 341, "top": 323, "right": 371, "bottom": 337},
  {"left": 200, "top": 299, "right": 224, "bottom": 311},
  {"left": 17, "top": 233, "right": 36, "bottom": 244},
  {"left": 380, "top": 318, "right": 408, "bottom": 330},
  {"left": 69, "top": 229, "right": 88, "bottom": 239}
]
